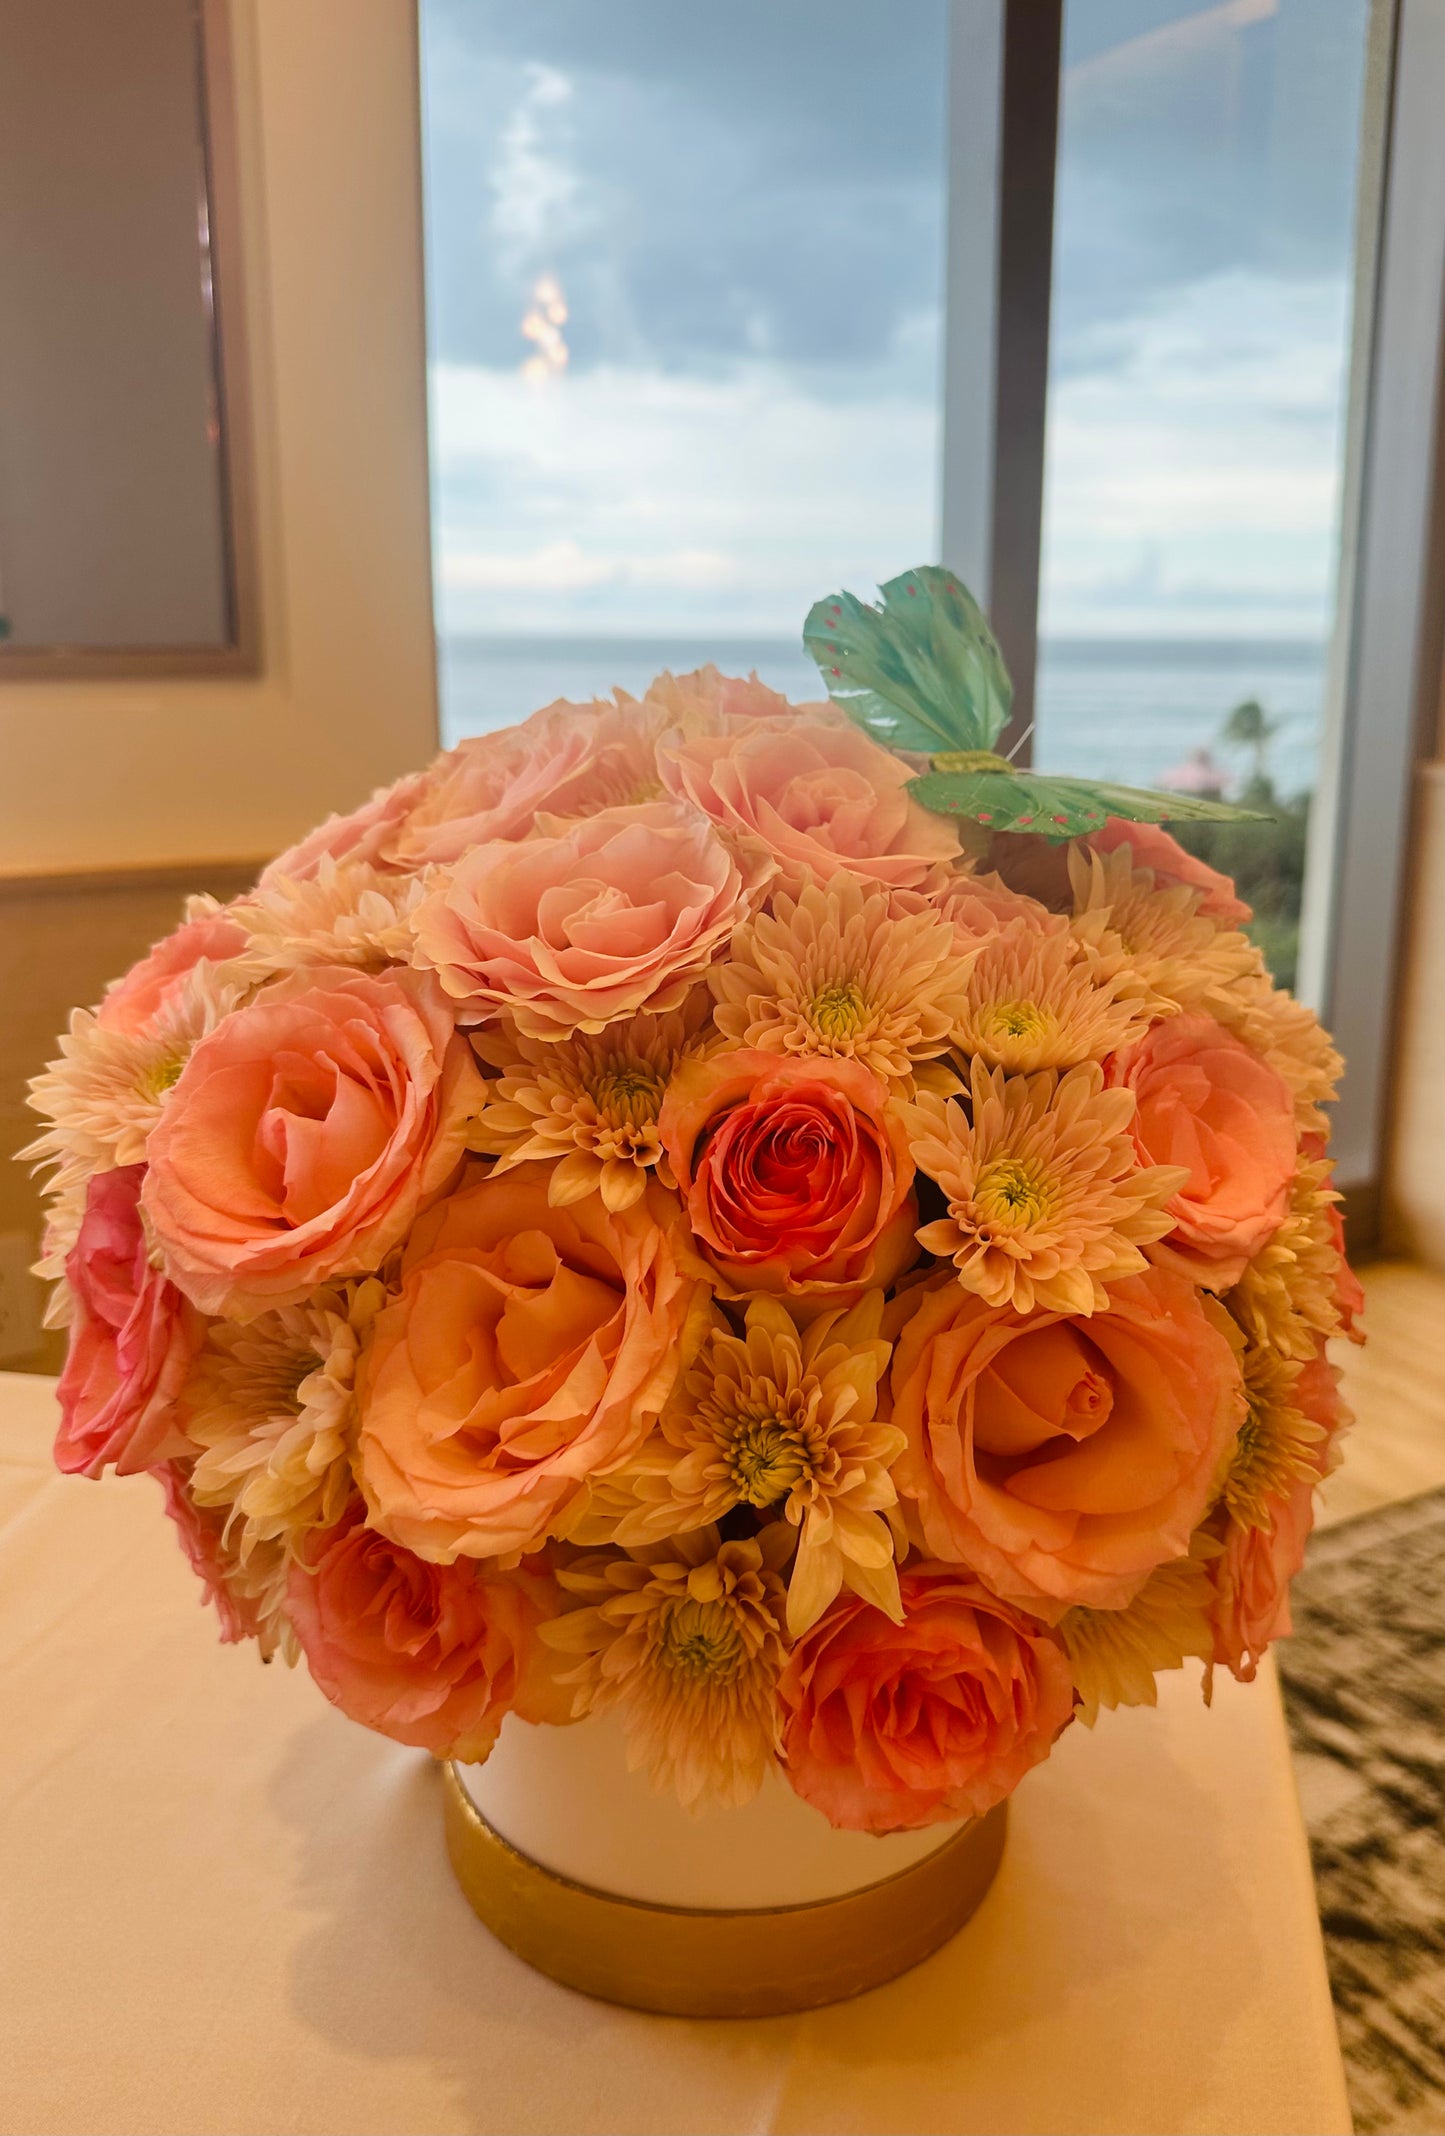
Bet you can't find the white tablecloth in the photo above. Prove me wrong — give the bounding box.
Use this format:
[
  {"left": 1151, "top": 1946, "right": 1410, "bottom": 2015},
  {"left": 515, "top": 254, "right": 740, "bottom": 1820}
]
[{"left": 0, "top": 1370, "right": 1351, "bottom": 2136}]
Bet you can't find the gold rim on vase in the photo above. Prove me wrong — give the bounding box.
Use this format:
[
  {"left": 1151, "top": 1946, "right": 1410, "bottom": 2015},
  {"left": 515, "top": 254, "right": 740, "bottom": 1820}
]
[{"left": 441, "top": 1759, "right": 1007, "bottom": 2017}]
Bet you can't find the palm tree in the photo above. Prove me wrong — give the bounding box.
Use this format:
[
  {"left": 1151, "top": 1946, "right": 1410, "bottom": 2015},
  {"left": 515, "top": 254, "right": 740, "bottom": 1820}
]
[{"left": 1221, "top": 697, "right": 1277, "bottom": 790}]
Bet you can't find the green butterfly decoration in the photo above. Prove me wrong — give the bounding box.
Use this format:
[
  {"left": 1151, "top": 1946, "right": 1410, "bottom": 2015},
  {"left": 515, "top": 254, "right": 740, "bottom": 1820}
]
[{"left": 803, "top": 565, "right": 1270, "bottom": 843}]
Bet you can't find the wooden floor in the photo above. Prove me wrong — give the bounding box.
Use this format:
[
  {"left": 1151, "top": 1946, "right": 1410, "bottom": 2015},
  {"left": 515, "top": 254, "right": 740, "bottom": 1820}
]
[{"left": 1319, "top": 1261, "right": 1445, "bottom": 1528}]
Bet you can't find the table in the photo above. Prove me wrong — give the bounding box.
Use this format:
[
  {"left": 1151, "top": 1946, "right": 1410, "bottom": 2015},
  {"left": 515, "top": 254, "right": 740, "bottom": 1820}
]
[{"left": 0, "top": 1370, "right": 1351, "bottom": 2136}]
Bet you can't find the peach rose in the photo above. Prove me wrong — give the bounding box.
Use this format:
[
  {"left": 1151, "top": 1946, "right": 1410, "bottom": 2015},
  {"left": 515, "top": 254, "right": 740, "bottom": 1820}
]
[
  {"left": 55, "top": 1166, "right": 204, "bottom": 1478},
  {"left": 261, "top": 768, "right": 434, "bottom": 885},
  {"left": 97, "top": 913, "right": 250, "bottom": 1036},
  {"left": 412, "top": 799, "right": 760, "bottom": 1038},
  {"left": 889, "top": 1269, "right": 1246, "bottom": 1615},
  {"left": 1091, "top": 820, "right": 1251, "bottom": 925},
  {"left": 642, "top": 664, "right": 823, "bottom": 734},
  {"left": 1208, "top": 1478, "right": 1315, "bottom": 1683},
  {"left": 779, "top": 1564, "right": 1074, "bottom": 1833},
  {"left": 390, "top": 698, "right": 665, "bottom": 869},
  {"left": 143, "top": 969, "right": 481, "bottom": 1316},
  {"left": 660, "top": 716, "right": 959, "bottom": 891},
  {"left": 357, "top": 1164, "right": 700, "bottom": 1561},
  {"left": 152, "top": 1462, "right": 266, "bottom": 1645},
  {"left": 1108, "top": 1016, "right": 1296, "bottom": 1288},
  {"left": 287, "top": 1503, "right": 569, "bottom": 1758},
  {"left": 658, "top": 1051, "right": 918, "bottom": 1304}
]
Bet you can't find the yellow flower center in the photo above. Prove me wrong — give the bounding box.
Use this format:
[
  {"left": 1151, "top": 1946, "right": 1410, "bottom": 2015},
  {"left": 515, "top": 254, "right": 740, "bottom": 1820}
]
[
  {"left": 726, "top": 1414, "right": 811, "bottom": 1506},
  {"left": 657, "top": 1598, "right": 744, "bottom": 1683},
  {"left": 975, "top": 1156, "right": 1054, "bottom": 1229},
  {"left": 589, "top": 1060, "right": 665, "bottom": 1128},
  {"left": 981, "top": 998, "right": 1051, "bottom": 1044},
  {"left": 140, "top": 1051, "right": 188, "bottom": 1102},
  {"left": 809, "top": 979, "right": 868, "bottom": 1040}
]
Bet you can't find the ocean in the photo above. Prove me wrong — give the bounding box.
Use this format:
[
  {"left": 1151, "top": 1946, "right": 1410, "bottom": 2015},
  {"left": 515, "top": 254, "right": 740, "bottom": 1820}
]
[{"left": 437, "top": 634, "right": 1327, "bottom": 800}]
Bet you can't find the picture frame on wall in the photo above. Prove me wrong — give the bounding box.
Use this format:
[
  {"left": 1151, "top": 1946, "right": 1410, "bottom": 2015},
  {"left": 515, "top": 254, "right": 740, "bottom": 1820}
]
[{"left": 0, "top": 0, "right": 256, "bottom": 677}]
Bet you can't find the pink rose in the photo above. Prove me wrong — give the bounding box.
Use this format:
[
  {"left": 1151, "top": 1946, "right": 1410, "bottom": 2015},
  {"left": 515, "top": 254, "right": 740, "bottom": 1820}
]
[
  {"left": 390, "top": 698, "right": 665, "bottom": 869},
  {"left": 660, "top": 716, "right": 959, "bottom": 891},
  {"left": 288, "top": 1504, "right": 570, "bottom": 1759},
  {"left": 55, "top": 1166, "right": 204, "bottom": 1478},
  {"left": 779, "top": 1564, "right": 1074, "bottom": 1833},
  {"left": 889, "top": 1269, "right": 1246, "bottom": 1615},
  {"left": 658, "top": 1051, "right": 919, "bottom": 1305},
  {"left": 412, "top": 799, "right": 761, "bottom": 1038},
  {"left": 1108, "top": 1016, "right": 1297, "bottom": 1288},
  {"left": 1090, "top": 820, "right": 1251, "bottom": 925},
  {"left": 142, "top": 969, "right": 481, "bottom": 1315},
  {"left": 261, "top": 768, "right": 434, "bottom": 885},
  {"left": 357, "top": 1165, "right": 701, "bottom": 1561},
  {"left": 96, "top": 913, "right": 249, "bottom": 1035},
  {"left": 153, "top": 1462, "right": 265, "bottom": 1644}
]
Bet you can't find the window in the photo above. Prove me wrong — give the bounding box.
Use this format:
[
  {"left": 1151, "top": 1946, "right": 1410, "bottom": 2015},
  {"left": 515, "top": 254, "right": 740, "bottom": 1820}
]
[
  {"left": 1036, "top": 0, "right": 1374, "bottom": 989},
  {"left": 419, "top": 0, "right": 949, "bottom": 744},
  {"left": 416, "top": 0, "right": 1445, "bottom": 1218}
]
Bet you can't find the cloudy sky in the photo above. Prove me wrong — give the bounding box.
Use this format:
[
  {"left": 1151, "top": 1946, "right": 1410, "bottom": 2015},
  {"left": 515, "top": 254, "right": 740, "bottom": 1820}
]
[{"left": 420, "top": 0, "right": 1370, "bottom": 642}]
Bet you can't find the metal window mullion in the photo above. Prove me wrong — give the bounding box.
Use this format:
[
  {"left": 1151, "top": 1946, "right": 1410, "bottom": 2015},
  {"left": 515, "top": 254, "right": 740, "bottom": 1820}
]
[{"left": 939, "top": 0, "right": 1062, "bottom": 766}]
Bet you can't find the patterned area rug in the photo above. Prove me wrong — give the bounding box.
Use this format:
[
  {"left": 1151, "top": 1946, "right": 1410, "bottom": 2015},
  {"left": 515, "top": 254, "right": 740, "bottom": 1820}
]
[{"left": 1278, "top": 1488, "right": 1445, "bottom": 2136}]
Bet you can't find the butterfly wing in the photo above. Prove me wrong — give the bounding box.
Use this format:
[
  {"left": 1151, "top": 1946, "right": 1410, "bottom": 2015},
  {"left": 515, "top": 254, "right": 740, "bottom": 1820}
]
[
  {"left": 803, "top": 566, "right": 1012, "bottom": 756},
  {"left": 907, "top": 768, "right": 1271, "bottom": 842}
]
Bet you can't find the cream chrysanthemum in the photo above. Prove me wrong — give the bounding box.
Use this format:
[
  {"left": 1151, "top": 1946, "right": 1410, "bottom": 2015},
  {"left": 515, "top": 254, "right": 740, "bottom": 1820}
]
[
  {"left": 543, "top": 1526, "right": 791, "bottom": 1807},
  {"left": 578, "top": 1294, "right": 904, "bottom": 1636},
  {"left": 1228, "top": 1156, "right": 1349, "bottom": 1360},
  {"left": 220, "top": 860, "right": 426, "bottom": 977},
  {"left": 23, "top": 962, "right": 246, "bottom": 1194},
  {"left": 950, "top": 918, "right": 1153, "bottom": 1071},
  {"left": 467, "top": 1004, "right": 705, "bottom": 1210},
  {"left": 710, "top": 876, "right": 977, "bottom": 1081},
  {"left": 906, "top": 1059, "right": 1188, "bottom": 1314},
  {"left": 1059, "top": 1540, "right": 1218, "bottom": 1725},
  {"left": 229, "top": 1532, "right": 298, "bottom": 1664},
  {"left": 1215, "top": 1343, "right": 1322, "bottom": 1533},
  {"left": 1067, "top": 844, "right": 1258, "bottom": 1018},
  {"left": 186, "top": 1280, "right": 384, "bottom": 1560},
  {"left": 1217, "top": 971, "right": 1343, "bottom": 1135}
]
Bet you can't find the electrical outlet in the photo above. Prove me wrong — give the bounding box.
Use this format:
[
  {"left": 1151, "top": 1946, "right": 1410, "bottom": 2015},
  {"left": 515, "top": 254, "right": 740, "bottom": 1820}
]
[{"left": 0, "top": 1230, "right": 44, "bottom": 1367}]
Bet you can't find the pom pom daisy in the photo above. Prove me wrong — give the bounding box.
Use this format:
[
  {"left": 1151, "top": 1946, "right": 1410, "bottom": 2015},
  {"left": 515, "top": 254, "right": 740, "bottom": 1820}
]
[
  {"left": 905, "top": 1058, "right": 1188, "bottom": 1314},
  {"left": 710, "top": 874, "right": 977, "bottom": 1080},
  {"left": 544, "top": 1526, "right": 792, "bottom": 1807}
]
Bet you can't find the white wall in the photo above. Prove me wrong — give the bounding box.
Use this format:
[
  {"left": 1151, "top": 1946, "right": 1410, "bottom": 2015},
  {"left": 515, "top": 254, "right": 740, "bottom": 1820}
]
[{"left": 0, "top": 0, "right": 440, "bottom": 873}]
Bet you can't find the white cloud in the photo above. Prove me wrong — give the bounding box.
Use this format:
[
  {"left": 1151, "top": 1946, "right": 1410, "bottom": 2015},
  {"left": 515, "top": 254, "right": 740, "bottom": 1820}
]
[
  {"left": 440, "top": 540, "right": 736, "bottom": 593},
  {"left": 489, "top": 64, "right": 583, "bottom": 275},
  {"left": 429, "top": 358, "right": 938, "bottom": 635},
  {"left": 1040, "top": 268, "right": 1353, "bottom": 636}
]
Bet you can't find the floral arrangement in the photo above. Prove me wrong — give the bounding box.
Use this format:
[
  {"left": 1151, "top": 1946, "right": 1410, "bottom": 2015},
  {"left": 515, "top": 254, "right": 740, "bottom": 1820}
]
[{"left": 26, "top": 568, "right": 1362, "bottom": 1836}]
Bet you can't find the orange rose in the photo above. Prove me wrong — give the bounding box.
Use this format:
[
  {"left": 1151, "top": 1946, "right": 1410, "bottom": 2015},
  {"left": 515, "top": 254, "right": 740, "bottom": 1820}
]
[
  {"left": 143, "top": 970, "right": 481, "bottom": 1316},
  {"left": 1108, "top": 1015, "right": 1296, "bottom": 1287},
  {"left": 889, "top": 1269, "right": 1246, "bottom": 1615},
  {"left": 288, "top": 1503, "right": 569, "bottom": 1759},
  {"left": 412, "top": 799, "right": 761, "bottom": 1038},
  {"left": 779, "top": 1564, "right": 1074, "bottom": 1832},
  {"left": 660, "top": 716, "right": 959, "bottom": 891},
  {"left": 356, "top": 1163, "right": 701, "bottom": 1562},
  {"left": 658, "top": 1051, "right": 918, "bottom": 1305}
]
